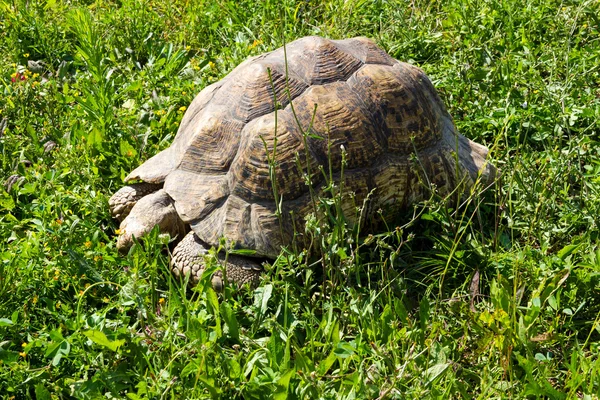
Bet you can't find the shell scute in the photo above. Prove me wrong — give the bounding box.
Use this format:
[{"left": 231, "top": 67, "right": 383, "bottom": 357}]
[
  {"left": 214, "top": 61, "right": 307, "bottom": 123},
  {"left": 179, "top": 116, "right": 244, "bottom": 174},
  {"left": 285, "top": 36, "right": 364, "bottom": 85}
]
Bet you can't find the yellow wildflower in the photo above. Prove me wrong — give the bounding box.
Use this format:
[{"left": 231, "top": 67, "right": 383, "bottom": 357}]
[
  {"left": 158, "top": 298, "right": 165, "bottom": 304},
  {"left": 21, "top": 342, "right": 27, "bottom": 348},
  {"left": 19, "top": 352, "right": 26, "bottom": 357},
  {"left": 249, "top": 39, "right": 262, "bottom": 49},
  {"left": 178, "top": 106, "right": 187, "bottom": 112},
  {"left": 23, "top": 53, "right": 29, "bottom": 58},
  {"left": 84, "top": 241, "right": 92, "bottom": 248}
]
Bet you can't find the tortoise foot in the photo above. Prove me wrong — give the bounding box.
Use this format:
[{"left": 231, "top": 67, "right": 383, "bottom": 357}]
[{"left": 171, "top": 231, "right": 263, "bottom": 290}]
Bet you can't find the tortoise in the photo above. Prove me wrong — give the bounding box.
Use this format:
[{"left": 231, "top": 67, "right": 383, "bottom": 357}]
[{"left": 109, "top": 36, "right": 495, "bottom": 289}]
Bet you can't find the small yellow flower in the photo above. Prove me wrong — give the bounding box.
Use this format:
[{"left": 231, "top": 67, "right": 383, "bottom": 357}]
[
  {"left": 32, "top": 296, "right": 38, "bottom": 304},
  {"left": 10, "top": 72, "right": 17, "bottom": 79},
  {"left": 32, "top": 73, "right": 39, "bottom": 79},
  {"left": 19, "top": 352, "right": 26, "bottom": 357},
  {"left": 84, "top": 241, "right": 92, "bottom": 248},
  {"left": 93, "top": 255, "right": 102, "bottom": 261},
  {"left": 55, "top": 302, "right": 61, "bottom": 309},
  {"left": 158, "top": 298, "right": 165, "bottom": 304},
  {"left": 182, "top": 91, "right": 186, "bottom": 96},
  {"left": 185, "top": 45, "right": 191, "bottom": 51},
  {"left": 249, "top": 39, "right": 262, "bottom": 49},
  {"left": 21, "top": 342, "right": 27, "bottom": 348},
  {"left": 115, "top": 229, "right": 121, "bottom": 234},
  {"left": 209, "top": 61, "right": 216, "bottom": 69},
  {"left": 79, "top": 290, "right": 84, "bottom": 296},
  {"left": 85, "top": 283, "right": 91, "bottom": 289},
  {"left": 178, "top": 106, "right": 187, "bottom": 112},
  {"left": 102, "top": 297, "right": 110, "bottom": 303},
  {"left": 23, "top": 53, "right": 29, "bottom": 58}
]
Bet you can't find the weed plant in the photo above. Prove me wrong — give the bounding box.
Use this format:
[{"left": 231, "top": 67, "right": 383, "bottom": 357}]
[{"left": 1, "top": 0, "right": 599, "bottom": 398}]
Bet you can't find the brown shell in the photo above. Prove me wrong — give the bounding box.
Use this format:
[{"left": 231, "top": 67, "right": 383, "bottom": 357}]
[{"left": 126, "top": 36, "right": 493, "bottom": 257}]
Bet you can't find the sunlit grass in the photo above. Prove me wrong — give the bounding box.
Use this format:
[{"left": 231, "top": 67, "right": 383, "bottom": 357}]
[{"left": 1, "top": 0, "right": 599, "bottom": 398}]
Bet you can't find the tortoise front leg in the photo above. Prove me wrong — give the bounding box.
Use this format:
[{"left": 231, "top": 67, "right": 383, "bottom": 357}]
[
  {"left": 109, "top": 182, "right": 163, "bottom": 221},
  {"left": 115, "top": 188, "right": 187, "bottom": 251},
  {"left": 171, "top": 231, "right": 263, "bottom": 291}
]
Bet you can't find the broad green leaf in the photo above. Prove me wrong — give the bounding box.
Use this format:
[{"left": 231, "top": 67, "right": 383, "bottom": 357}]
[
  {"left": 45, "top": 338, "right": 70, "bottom": 366},
  {"left": 181, "top": 358, "right": 202, "bottom": 378},
  {"left": 0, "top": 350, "right": 19, "bottom": 363},
  {"left": 119, "top": 139, "right": 138, "bottom": 158},
  {"left": 199, "top": 376, "right": 222, "bottom": 397},
  {"left": 425, "top": 362, "right": 450, "bottom": 386},
  {"left": 35, "top": 384, "right": 52, "bottom": 400},
  {"left": 333, "top": 341, "right": 356, "bottom": 359},
  {"left": 0, "top": 193, "right": 15, "bottom": 211},
  {"left": 419, "top": 296, "right": 430, "bottom": 329},
  {"left": 273, "top": 369, "right": 295, "bottom": 400},
  {"left": 205, "top": 288, "right": 222, "bottom": 340},
  {"left": 220, "top": 301, "right": 239, "bottom": 341},
  {"left": 83, "top": 329, "right": 125, "bottom": 351},
  {"left": 318, "top": 349, "right": 337, "bottom": 375},
  {"left": 255, "top": 284, "right": 273, "bottom": 315},
  {"left": 558, "top": 244, "right": 581, "bottom": 260},
  {"left": 0, "top": 318, "right": 13, "bottom": 327},
  {"left": 87, "top": 127, "right": 104, "bottom": 148}
]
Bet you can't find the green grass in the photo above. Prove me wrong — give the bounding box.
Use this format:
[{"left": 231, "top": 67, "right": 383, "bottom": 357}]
[{"left": 1, "top": 0, "right": 599, "bottom": 398}]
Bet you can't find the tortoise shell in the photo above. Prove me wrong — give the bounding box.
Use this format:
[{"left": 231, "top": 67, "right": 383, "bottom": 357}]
[{"left": 125, "top": 36, "right": 493, "bottom": 257}]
